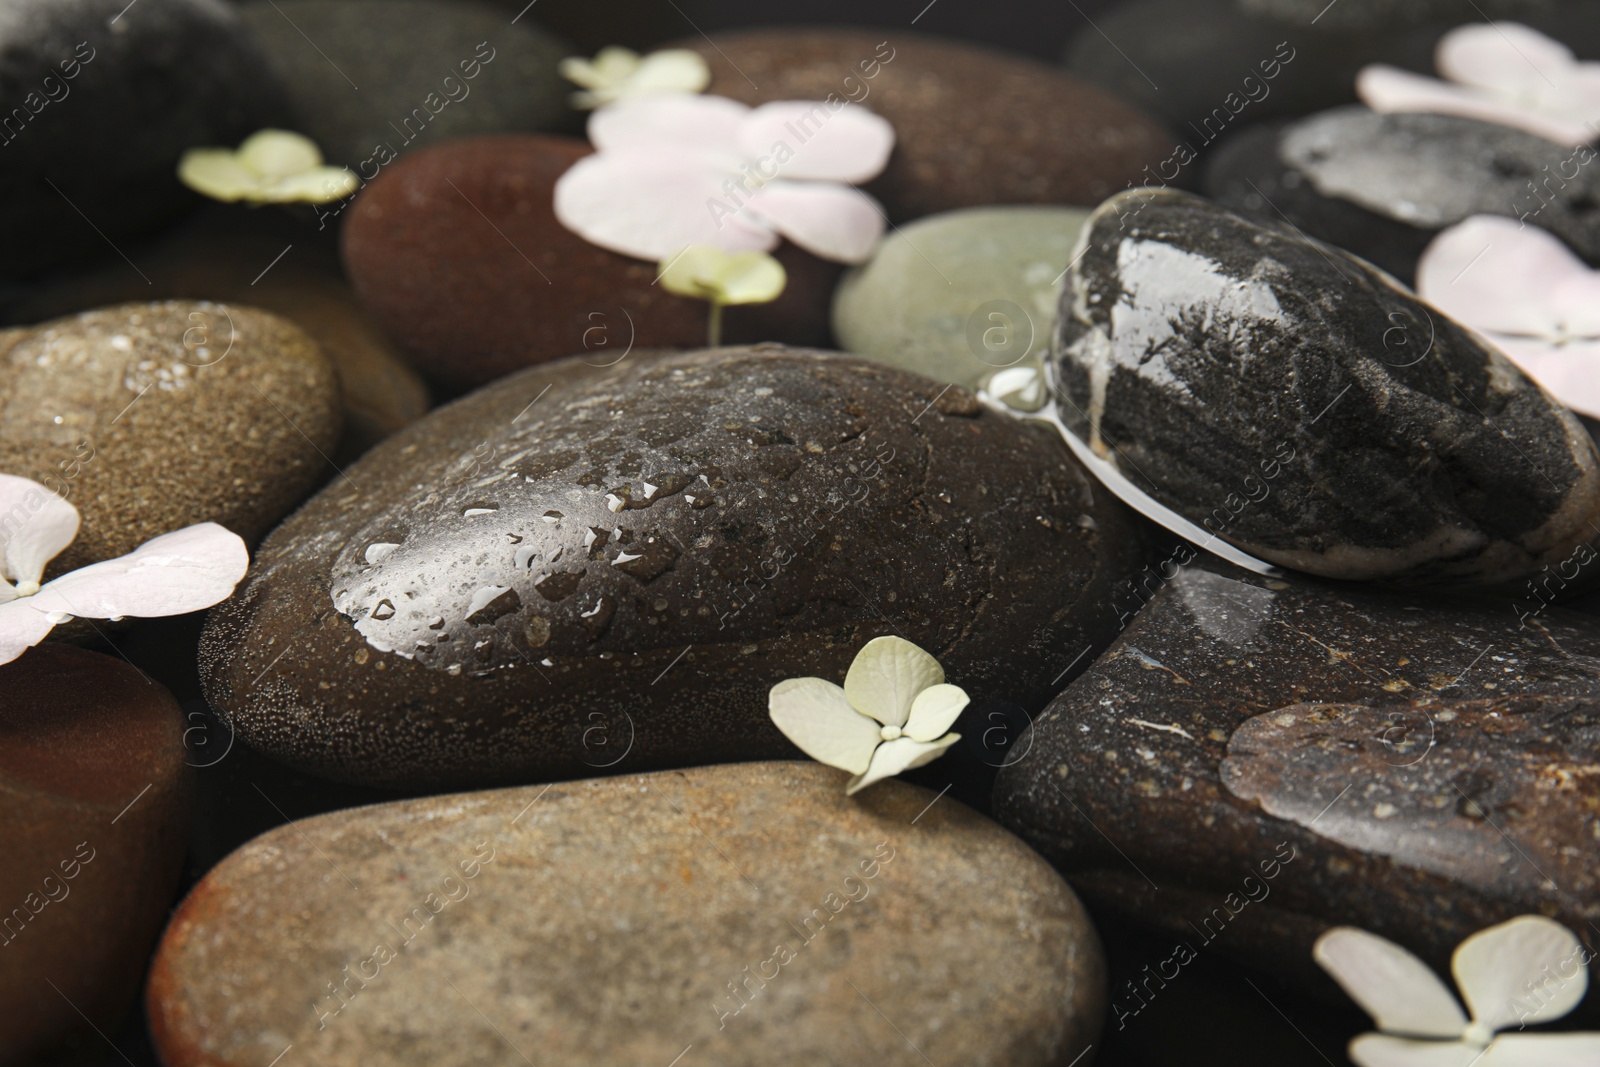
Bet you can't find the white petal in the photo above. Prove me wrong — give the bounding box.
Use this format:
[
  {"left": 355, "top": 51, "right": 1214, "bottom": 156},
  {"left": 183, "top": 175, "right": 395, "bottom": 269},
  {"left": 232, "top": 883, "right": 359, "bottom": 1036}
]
[
  {"left": 737, "top": 101, "right": 895, "bottom": 183},
  {"left": 1436, "top": 23, "right": 1576, "bottom": 102},
  {"left": 0, "top": 474, "right": 79, "bottom": 585},
  {"left": 843, "top": 635, "right": 945, "bottom": 727},
  {"left": 237, "top": 129, "right": 324, "bottom": 179},
  {"left": 1349, "top": 1035, "right": 1484, "bottom": 1067},
  {"left": 27, "top": 523, "right": 248, "bottom": 621},
  {"left": 1479, "top": 1033, "right": 1600, "bottom": 1066},
  {"left": 1489, "top": 337, "right": 1600, "bottom": 419},
  {"left": 588, "top": 93, "right": 748, "bottom": 159},
  {"left": 768, "top": 677, "right": 883, "bottom": 775},
  {"left": 1452, "top": 916, "right": 1587, "bottom": 1032},
  {"left": 904, "top": 683, "right": 969, "bottom": 742},
  {"left": 1415, "top": 215, "right": 1583, "bottom": 339},
  {"left": 262, "top": 165, "right": 359, "bottom": 204},
  {"left": 845, "top": 734, "right": 960, "bottom": 795},
  {"left": 177, "top": 148, "right": 262, "bottom": 202},
  {"left": 554, "top": 150, "right": 777, "bottom": 261},
  {"left": 1314, "top": 927, "right": 1468, "bottom": 1039},
  {"left": 1357, "top": 64, "right": 1596, "bottom": 145},
  {"left": 630, "top": 49, "right": 711, "bottom": 95},
  {"left": 0, "top": 599, "right": 59, "bottom": 667},
  {"left": 744, "top": 180, "right": 886, "bottom": 264}
]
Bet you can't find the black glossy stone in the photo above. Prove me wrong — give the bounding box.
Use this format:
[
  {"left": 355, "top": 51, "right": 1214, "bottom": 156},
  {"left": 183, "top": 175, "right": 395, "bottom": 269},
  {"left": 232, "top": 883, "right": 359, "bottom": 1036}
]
[
  {"left": 992, "top": 559, "right": 1600, "bottom": 1009},
  {"left": 1052, "top": 188, "right": 1600, "bottom": 587},
  {"left": 1205, "top": 107, "right": 1600, "bottom": 282}
]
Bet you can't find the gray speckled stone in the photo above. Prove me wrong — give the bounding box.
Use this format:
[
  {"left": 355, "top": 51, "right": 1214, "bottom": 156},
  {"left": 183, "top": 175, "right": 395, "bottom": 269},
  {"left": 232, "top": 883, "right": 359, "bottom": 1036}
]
[
  {"left": 1053, "top": 188, "right": 1600, "bottom": 587},
  {"left": 149, "top": 763, "right": 1104, "bottom": 1067},
  {"left": 832, "top": 206, "right": 1088, "bottom": 390}
]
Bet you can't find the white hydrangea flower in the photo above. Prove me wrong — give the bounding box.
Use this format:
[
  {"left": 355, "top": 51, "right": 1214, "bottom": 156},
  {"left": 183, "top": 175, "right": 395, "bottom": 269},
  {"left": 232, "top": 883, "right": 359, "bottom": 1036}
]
[
  {"left": 559, "top": 46, "right": 711, "bottom": 109},
  {"left": 1316, "top": 915, "right": 1600, "bottom": 1066},
  {"left": 179, "top": 129, "right": 358, "bottom": 205},
  {"left": 769, "top": 635, "right": 965, "bottom": 795}
]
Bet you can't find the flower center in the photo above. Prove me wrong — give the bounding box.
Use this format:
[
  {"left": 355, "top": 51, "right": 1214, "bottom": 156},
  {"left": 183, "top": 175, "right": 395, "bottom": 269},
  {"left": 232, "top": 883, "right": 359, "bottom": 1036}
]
[
  {"left": 880, "top": 724, "right": 902, "bottom": 742},
  {"left": 1462, "top": 1022, "right": 1494, "bottom": 1049},
  {"left": 13, "top": 580, "right": 39, "bottom": 597}
]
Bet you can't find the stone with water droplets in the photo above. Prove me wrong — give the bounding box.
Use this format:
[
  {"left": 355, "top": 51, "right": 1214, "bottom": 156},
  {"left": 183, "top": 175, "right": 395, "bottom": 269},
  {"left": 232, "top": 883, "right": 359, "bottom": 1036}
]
[
  {"left": 199, "top": 346, "right": 1145, "bottom": 789},
  {"left": 1053, "top": 188, "right": 1600, "bottom": 588},
  {"left": 993, "top": 558, "right": 1600, "bottom": 1007},
  {"left": 148, "top": 762, "right": 1104, "bottom": 1067}
]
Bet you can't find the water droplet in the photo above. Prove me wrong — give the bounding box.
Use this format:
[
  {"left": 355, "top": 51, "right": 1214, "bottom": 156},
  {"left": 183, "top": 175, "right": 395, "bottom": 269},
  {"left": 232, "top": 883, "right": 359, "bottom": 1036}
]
[
  {"left": 605, "top": 493, "right": 626, "bottom": 513},
  {"left": 613, "top": 551, "right": 643, "bottom": 565},
  {"left": 428, "top": 615, "right": 445, "bottom": 629},
  {"left": 514, "top": 545, "right": 540, "bottom": 570},
  {"left": 463, "top": 507, "right": 497, "bottom": 518},
  {"left": 365, "top": 542, "right": 399, "bottom": 564},
  {"left": 542, "top": 511, "right": 563, "bottom": 523},
  {"left": 446, "top": 663, "right": 462, "bottom": 676},
  {"left": 371, "top": 599, "right": 396, "bottom": 620},
  {"left": 354, "top": 648, "right": 370, "bottom": 665},
  {"left": 524, "top": 616, "right": 551, "bottom": 648}
]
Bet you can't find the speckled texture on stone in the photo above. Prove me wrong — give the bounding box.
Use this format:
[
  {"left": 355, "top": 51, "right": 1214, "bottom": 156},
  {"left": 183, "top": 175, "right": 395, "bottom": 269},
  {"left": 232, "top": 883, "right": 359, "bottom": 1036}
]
[
  {"left": 199, "top": 346, "right": 1146, "bottom": 789},
  {"left": 832, "top": 206, "right": 1087, "bottom": 389},
  {"left": 239, "top": 0, "right": 575, "bottom": 169},
  {"left": 992, "top": 560, "right": 1600, "bottom": 1003},
  {"left": 683, "top": 28, "right": 1177, "bottom": 222},
  {"left": 341, "top": 135, "right": 842, "bottom": 394},
  {"left": 0, "top": 644, "right": 191, "bottom": 1064},
  {"left": 0, "top": 301, "right": 342, "bottom": 572},
  {"left": 0, "top": 0, "right": 287, "bottom": 280},
  {"left": 149, "top": 762, "right": 1103, "bottom": 1067},
  {"left": 1053, "top": 188, "right": 1600, "bottom": 587}
]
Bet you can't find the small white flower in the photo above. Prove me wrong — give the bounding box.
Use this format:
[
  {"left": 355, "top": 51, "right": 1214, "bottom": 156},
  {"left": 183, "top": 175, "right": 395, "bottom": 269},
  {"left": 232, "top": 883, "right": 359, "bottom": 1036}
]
[
  {"left": 558, "top": 46, "right": 710, "bottom": 109},
  {"left": 1315, "top": 915, "right": 1600, "bottom": 1067},
  {"left": 0, "top": 474, "right": 249, "bottom": 666},
  {"left": 768, "top": 635, "right": 965, "bottom": 795},
  {"left": 179, "top": 129, "right": 359, "bottom": 205},
  {"left": 1358, "top": 22, "right": 1600, "bottom": 145}
]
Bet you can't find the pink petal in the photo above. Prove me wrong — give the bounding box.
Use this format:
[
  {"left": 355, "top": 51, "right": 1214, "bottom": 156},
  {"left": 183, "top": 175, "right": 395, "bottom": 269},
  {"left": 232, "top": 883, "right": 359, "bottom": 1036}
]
[
  {"left": 1437, "top": 22, "right": 1576, "bottom": 100},
  {"left": 736, "top": 101, "right": 895, "bottom": 183},
  {"left": 0, "top": 600, "right": 58, "bottom": 667},
  {"left": 1357, "top": 64, "right": 1596, "bottom": 146},
  {"left": 1415, "top": 215, "right": 1580, "bottom": 337},
  {"left": 588, "top": 94, "right": 749, "bottom": 163},
  {"left": 554, "top": 149, "right": 777, "bottom": 261},
  {"left": 28, "top": 522, "right": 248, "bottom": 621},
  {"left": 1489, "top": 336, "right": 1600, "bottom": 419},
  {"left": 744, "top": 180, "right": 886, "bottom": 264},
  {"left": 0, "top": 474, "right": 79, "bottom": 586}
]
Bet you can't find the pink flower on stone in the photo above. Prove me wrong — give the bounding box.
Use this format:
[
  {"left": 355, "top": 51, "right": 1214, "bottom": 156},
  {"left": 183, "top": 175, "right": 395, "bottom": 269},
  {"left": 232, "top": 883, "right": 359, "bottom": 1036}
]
[
  {"left": 1416, "top": 214, "right": 1600, "bottom": 419},
  {"left": 1358, "top": 22, "right": 1600, "bottom": 146},
  {"left": 554, "top": 93, "right": 895, "bottom": 264},
  {"left": 0, "top": 474, "right": 249, "bottom": 666}
]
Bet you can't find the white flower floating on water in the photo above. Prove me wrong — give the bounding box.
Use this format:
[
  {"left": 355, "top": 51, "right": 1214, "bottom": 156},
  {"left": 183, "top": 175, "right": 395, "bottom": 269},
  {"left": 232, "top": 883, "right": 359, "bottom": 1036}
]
[
  {"left": 1358, "top": 22, "right": 1600, "bottom": 145},
  {"left": 658, "top": 245, "right": 787, "bottom": 346},
  {"left": 768, "top": 636, "right": 965, "bottom": 795},
  {"left": 1416, "top": 214, "right": 1600, "bottom": 419},
  {"left": 1315, "top": 915, "right": 1600, "bottom": 1066},
  {"left": 558, "top": 46, "right": 710, "bottom": 109},
  {"left": 179, "top": 129, "right": 359, "bottom": 205},
  {"left": 555, "top": 93, "right": 894, "bottom": 264},
  {"left": 0, "top": 474, "right": 249, "bottom": 666}
]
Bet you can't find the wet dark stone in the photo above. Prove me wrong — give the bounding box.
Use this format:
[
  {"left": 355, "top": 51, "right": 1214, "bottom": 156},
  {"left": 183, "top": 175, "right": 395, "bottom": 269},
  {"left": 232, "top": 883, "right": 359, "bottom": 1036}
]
[
  {"left": 992, "top": 559, "right": 1600, "bottom": 1010},
  {"left": 1052, "top": 188, "right": 1600, "bottom": 587},
  {"left": 200, "top": 346, "right": 1147, "bottom": 789},
  {"left": 1204, "top": 107, "right": 1600, "bottom": 282}
]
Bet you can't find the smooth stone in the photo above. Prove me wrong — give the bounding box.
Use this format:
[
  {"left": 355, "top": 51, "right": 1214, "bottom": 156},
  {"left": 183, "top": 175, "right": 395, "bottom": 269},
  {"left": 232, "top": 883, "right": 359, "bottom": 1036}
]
[
  {"left": 341, "top": 135, "right": 842, "bottom": 394},
  {"left": 0, "top": 644, "right": 191, "bottom": 1063},
  {"left": 1053, "top": 188, "right": 1600, "bottom": 587},
  {"left": 200, "top": 346, "right": 1146, "bottom": 789},
  {"left": 8, "top": 210, "right": 431, "bottom": 461},
  {"left": 149, "top": 762, "right": 1103, "bottom": 1067},
  {"left": 684, "top": 28, "right": 1178, "bottom": 222},
  {"left": 1204, "top": 107, "right": 1600, "bottom": 282},
  {"left": 0, "top": 300, "right": 342, "bottom": 572},
  {"left": 238, "top": 0, "right": 574, "bottom": 171},
  {"left": 992, "top": 559, "right": 1600, "bottom": 1007},
  {"left": 1237, "top": 0, "right": 1544, "bottom": 28},
  {"left": 0, "top": 0, "right": 287, "bottom": 281},
  {"left": 832, "top": 206, "right": 1088, "bottom": 390}
]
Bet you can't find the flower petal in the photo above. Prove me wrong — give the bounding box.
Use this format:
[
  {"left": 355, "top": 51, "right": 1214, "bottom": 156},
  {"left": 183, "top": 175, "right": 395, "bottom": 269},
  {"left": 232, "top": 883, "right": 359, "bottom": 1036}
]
[
  {"left": 1314, "top": 927, "right": 1468, "bottom": 1039},
  {"left": 660, "top": 246, "right": 787, "bottom": 305},
  {"left": 588, "top": 93, "right": 748, "bottom": 159},
  {"left": 237, "top": 129, "right": 324, "bottom": 179},
  {"left": 261, "top": 165, "right": 359, "bottom": 204},
  {"left": 843, "top": 635, "right": 945, "bottom": 727},
  {"left": 744, "top": 180, "right": 886, "bottom": 264},
  {"left": 554, "top": 150, "right": 777, "bottom": 261},
  {"left": 630, "top": 49, "right": 711, "bottom": 95},
  {"left": 0, "top": 599, "right": 59, "bottom": 667},
  {"left": 1348, "top": 1034, "right": 1485, "bottom": 1067},
  {"left": 0, "top": 474, "right": 79, "bottom": 586},
  {"left": 27, "top": 523, "right": 248, "bottom": 621},
  {"left": 737, "top": 101, "right": 895, "bottom": 183},
  {"left": 178, "top": 148, "right": 262, "bottom": 202},
  {"left": 1436, "top": 22, "right": 1576, "bottom": 102},
  {"left": 845, "top": 734, "right": 959, "bottom": 795},
  {"left": 1479, "top": 1033, "right": 1600, "bottom": 1066},
  {"left": 1488, "top": 337, "right": 1600, "bottom": 420},
  {"left": 768, "top": 677, "right": 883, "bottom": 775},
  {"left": 1452, "top": 915, "right": 1587, "bottom": 1032},
  {"left": 904, "top": 683, "right": 969, "bottom": 742},
  {"left": 1356, "top": 64, "right": 1596, "bottom": 145},
  {"left": 1415, "top": 215, "right": 1585, "bottom": 339}
]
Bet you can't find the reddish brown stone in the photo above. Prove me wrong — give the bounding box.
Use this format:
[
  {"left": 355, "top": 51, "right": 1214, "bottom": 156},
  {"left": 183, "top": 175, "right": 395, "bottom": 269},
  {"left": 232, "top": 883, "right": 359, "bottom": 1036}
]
[
  {"left": 0, "top": 644, "right": 192, "bottom": 1063},
  {"left": 682, "top": 28, "right": 1180, "bottom": 221},
  {"left": 341, "top": 135, "right": 841, "bottom": 394}
]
